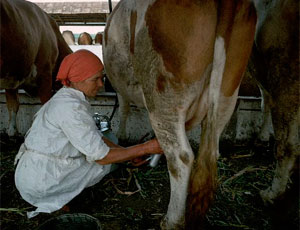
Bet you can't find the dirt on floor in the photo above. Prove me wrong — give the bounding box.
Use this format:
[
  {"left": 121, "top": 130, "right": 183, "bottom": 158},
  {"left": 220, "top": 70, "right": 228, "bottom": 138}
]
[{"left": 0, "top": 134, "right": 299, "bottom": 230}]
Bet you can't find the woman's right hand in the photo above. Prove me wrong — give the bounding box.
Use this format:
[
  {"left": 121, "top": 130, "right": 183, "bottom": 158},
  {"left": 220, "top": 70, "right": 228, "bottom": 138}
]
[{"left": 145, "top": 138, "right": 164, "bottom": 154}]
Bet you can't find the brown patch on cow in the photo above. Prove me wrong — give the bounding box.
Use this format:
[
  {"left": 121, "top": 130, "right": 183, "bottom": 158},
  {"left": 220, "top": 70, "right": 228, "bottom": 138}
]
[
  {"left": 215, "top": 1, "right": 235, "bottom": 45},
  {"left": 104, "top": 1, "right": 121, "bottom": 47},
  {"left": 94, "top": 32, "right": 103, "bottom": 45},
  {"left": 38, "top": 75, "right": 53, "bottom": 104},
  {"left": 220, "top": 1, "right": 257, "bottom": 97},
  {"left": 78, "top": 32, "right": 93, "bottom": 45},
  {"left": 185, "top": 119, "right": 194, "bottom": 131},
  {"left": 156, "top": 73, "right": 167, "bottom": 93},
  {"left": 130, "top": 11, "right": 137, "bottom": 54},
  {"left": 179, "top": 152, "right": 190, "bottom": 166},
  {"left": 145, "top": 0, "right": 217, "bottom": 87}
]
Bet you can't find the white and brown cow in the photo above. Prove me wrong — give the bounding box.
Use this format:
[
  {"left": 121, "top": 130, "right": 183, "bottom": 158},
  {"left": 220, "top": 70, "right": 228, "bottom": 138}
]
[
  {"left": 103, "top": 0, "right": 256, "bottom": 229},
  {"left": 94, "top": 32, "right": 103, "bottom": 45},
  {"left": 78, "top": 32, "right": 93, "bottom": 45},
  {"left": 0, "top": 0, "right": 72, "bottom": 136},
  {"left": 251, "top": 0, "right": 299, "bottom": 205},
  {"left": 62, "top": 30, "right": 76, "bottom": 45}
]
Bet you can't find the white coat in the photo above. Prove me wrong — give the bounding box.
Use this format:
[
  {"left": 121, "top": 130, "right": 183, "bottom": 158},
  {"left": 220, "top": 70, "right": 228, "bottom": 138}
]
[{"left": 14, "top": 87, "right": 110, "bottom": 218}]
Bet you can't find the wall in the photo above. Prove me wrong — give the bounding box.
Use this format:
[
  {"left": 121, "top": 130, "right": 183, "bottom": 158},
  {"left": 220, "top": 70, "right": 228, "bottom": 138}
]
[{"left": 0, "top": 91, "right": 267, "bottom": 145}]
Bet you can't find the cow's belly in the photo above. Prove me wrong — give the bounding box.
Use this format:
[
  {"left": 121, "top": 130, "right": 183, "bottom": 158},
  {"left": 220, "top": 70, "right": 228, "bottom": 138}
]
[
  {"left": 0, "top": 78, "right": 24, "bottom": 89},
  {"left": 0, "top": 64, "right": 37, "bottom": 89}
]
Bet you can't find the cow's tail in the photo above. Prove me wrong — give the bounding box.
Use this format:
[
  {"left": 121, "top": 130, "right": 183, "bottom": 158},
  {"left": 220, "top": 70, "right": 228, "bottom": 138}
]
[
  {"left": 185, "top": 0, "right": 257, "bottom": 227},
  {"left": 185, "top": 36, "right": 226, "bottom": 229}
]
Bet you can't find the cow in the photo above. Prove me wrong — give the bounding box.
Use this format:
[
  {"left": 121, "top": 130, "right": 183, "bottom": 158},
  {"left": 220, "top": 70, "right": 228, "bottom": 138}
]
[
  {"left": 62, "top": 30, "right": 76, "bottom": 45},
  {"left": 0, "top": 0, "right": 72, "bottom": 136},
  {"left": 102, "top": 0, "right": 257, "bottom": 229},
  {"left": 78, "top": 32, "right": 93, "bottom": 45},
  {"left": 94, "top": 32, "right": 103, "bottom": 45},
  {"left": 250, "top": 0, "right": 299, "bottom": 206}
]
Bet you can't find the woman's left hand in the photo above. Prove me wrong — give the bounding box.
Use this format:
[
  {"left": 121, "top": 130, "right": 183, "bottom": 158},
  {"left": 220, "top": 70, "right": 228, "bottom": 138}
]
[{"left": 130, "top": 156, "right": 149, "bottom": 167}]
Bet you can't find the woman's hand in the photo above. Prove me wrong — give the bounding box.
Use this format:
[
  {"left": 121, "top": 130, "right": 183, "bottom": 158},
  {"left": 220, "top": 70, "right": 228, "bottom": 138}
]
[
  {"left": 144, "top": 138, "right": 164, "bottom": 154},
  {"left": 130, "top": 156, "right": 149, "bottom": 167},
  {"left": 96, "top": 138, "right": 163, "bottom": 165},
  {"left": 130, "top": 139, "right": 163, "bottom": 167}
]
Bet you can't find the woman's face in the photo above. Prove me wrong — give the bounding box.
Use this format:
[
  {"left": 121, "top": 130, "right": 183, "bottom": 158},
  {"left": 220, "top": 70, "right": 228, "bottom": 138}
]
[{"left": 71, "top": 71, "right": 104, "bottom": 97}]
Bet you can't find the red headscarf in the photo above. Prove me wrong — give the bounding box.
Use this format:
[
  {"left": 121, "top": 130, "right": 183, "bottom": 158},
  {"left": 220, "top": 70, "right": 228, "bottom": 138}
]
[{"left": 56, "top": 49, "right": 104, "bottom": 86}]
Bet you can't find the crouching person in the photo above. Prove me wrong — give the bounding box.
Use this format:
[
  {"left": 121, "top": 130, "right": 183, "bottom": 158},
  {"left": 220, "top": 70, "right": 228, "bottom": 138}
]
[{"left": 14, "top": 50, "right": 163, "bottom": 218}]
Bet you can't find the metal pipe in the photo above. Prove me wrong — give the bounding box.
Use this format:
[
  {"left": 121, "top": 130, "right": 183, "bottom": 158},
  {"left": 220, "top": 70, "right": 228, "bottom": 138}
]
[{"left": 108, "top": 0, "right": 112, "bottom": 13}]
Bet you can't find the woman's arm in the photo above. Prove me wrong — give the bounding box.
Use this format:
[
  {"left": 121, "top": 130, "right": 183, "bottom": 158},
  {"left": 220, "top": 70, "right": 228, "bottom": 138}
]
[
  {"left": 96, "top": 139, "right": 163, "bottom": 165},
  {"left": 102, "top": 136, "right": 123, "bottom": 148}
]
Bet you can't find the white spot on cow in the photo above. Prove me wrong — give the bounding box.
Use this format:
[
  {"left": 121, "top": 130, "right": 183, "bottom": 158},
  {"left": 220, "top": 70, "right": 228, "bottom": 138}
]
[{"left": 210, "top": 36, "right": 226, "bottom": 114}]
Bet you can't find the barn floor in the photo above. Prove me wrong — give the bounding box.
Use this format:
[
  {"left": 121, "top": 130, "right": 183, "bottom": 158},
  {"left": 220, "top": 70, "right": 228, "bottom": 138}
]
[{"left": 0, "top": 134, "right": 299, "bottom": 230}]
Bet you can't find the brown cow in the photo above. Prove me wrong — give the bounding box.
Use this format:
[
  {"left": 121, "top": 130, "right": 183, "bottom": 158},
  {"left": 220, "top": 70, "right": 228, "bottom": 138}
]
[
  {"left": 78, "top": 32, "right": 93, "bottom": 45},
  {"left": 251, "top": 0, "right": 299, "bottom": 205},
  {"left": 103, "top": 0, "right": 257, "bottom": 229},
  {"left": 94, "top": 32, "right": 103, "bottom": 45},
  {"left": 0, "top": 0, "right": 72, "bottom": 136},
  {"left": 62, "top": 30, "right": 76, "bottom": 45}
]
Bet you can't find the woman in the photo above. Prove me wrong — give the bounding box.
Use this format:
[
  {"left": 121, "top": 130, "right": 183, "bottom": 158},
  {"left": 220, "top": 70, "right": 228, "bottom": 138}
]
[{"left": 14, "top": 50, "right": 163, "bottom": 218}]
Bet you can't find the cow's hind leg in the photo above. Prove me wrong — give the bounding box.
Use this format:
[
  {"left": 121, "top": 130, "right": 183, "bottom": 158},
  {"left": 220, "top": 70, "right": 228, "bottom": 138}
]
[
  {"left": 257, "top": 89, "right": 274, "bottom": 144},
  {"left": 5, "top": 89, "right": 19, "bottom": 136},
  {"left": 150, "top": 112, "right": 194, "bottom": 230},
  {"left": 38, "top": 73, "right": 52, "bottom": 104},
  {"left": 260, "top": 105, "right": 300, "bottom": 204}
]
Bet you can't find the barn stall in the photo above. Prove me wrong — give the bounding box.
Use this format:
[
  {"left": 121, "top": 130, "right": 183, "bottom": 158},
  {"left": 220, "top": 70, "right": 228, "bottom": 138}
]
[
  {"left": 0, "top": 0, "right": 266, "bottom": 142},
  {"left": 1, "top": 1, "right": 298, "bottom": 230}
]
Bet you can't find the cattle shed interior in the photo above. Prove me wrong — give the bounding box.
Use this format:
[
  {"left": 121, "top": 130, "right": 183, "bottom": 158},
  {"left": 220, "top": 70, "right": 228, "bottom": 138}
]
[
  {"left": 33, "top": 0, "right": 120, "bottom": 26},
  {"left": 0, "top": 0, "right": 266, "bottom": 142}
]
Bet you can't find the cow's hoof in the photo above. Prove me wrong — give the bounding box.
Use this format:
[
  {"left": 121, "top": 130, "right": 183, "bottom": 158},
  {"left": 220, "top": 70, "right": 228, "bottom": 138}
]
[
  {"left": 260, "top": 188, "right": 276, "bottom": 206},
  {"left": 160, "top": 216, "right": 185, "bottom": 230},
  {"left": 7, "top": 128, "right": 18, "bottom": 138},
  {"left": 160, "top": 216, "right": 168, "bottom": 230}
]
